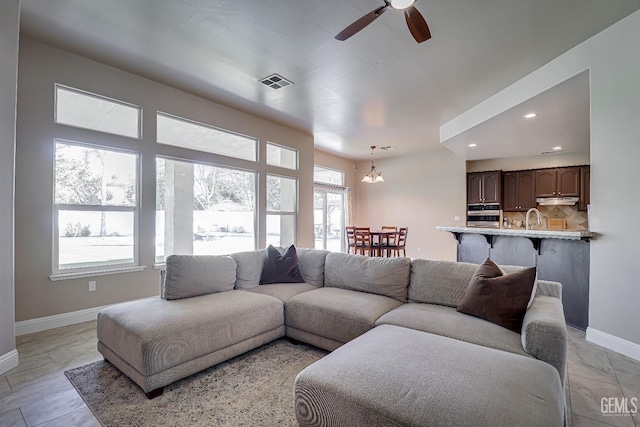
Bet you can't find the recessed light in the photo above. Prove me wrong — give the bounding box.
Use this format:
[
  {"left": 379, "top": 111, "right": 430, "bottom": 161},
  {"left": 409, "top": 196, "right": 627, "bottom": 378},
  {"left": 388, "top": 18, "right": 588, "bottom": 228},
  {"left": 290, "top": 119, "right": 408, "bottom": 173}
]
[
  {"left": 552, "top": 146, "right": 563, "bottom": 151},
  {"left": 468, "top": 143, "right": 477, "bottom": 148},
  {"left": 524, "top": 113, "right": 537, "bottom": 119}
]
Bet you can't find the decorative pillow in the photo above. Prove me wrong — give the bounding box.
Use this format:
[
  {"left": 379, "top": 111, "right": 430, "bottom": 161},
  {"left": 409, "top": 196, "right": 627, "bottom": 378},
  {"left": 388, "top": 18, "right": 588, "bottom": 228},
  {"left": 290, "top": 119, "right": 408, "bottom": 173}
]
[
  {"left": 259, "top": 245, "right": 305, "bottom": 285},
  {"left": 456, "top": 258, "right": 536, "bottom": 333}
]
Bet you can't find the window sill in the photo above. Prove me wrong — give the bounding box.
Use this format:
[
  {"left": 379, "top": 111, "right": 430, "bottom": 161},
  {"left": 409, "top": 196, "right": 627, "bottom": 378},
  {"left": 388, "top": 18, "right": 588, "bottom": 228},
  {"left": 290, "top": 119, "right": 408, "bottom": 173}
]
[
  {"left": 49, "top": 265, "right": 146, "bottom": 281},
  {"left": 154, "top": 263, "right": 166, "bottom": 270}
]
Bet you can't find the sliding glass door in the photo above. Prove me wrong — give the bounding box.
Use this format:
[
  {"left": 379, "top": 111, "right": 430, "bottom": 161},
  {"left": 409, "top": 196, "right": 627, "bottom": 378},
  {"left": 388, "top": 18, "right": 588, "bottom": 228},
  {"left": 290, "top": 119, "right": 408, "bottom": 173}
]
[{"left": 313, "top": 188, "right": 345, "bottom": 252}]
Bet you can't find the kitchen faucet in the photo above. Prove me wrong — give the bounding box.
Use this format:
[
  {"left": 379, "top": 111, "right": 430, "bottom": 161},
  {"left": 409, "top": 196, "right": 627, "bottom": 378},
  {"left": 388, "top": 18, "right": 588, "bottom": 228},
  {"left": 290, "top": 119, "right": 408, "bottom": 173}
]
[{"left": 525, "top": 208, "right": 543, "bottom": 230}]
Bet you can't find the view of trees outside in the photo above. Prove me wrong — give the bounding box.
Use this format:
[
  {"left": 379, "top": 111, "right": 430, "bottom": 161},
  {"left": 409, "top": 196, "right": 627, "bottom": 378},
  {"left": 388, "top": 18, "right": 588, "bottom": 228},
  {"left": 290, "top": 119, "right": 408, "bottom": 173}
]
[
  {"left": 314, "top": 190, "right": 344, "bottom": 252},
  {"left": 55, "top": 141, "right": 137, "bottom": 269},
  {"left": 156, "top": 158, "right": 256, "bottom": 261}
]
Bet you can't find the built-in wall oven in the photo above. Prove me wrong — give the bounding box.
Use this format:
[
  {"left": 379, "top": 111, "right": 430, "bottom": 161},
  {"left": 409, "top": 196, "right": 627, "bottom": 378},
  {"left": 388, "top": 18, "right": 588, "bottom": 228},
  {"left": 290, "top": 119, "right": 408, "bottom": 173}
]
[{"left": 467, "top": 203, "right": 501, "bottom": 228}]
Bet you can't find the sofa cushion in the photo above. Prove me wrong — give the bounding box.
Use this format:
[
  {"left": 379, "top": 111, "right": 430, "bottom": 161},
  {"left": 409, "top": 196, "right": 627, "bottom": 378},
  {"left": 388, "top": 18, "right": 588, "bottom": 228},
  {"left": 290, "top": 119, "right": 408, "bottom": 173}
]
[
  {"left": 457, "top": 258, "right": 537, "bottom": 333},
  {"left": 296, "top": 248, "right": 329, "bottom": 287},
  {"left": 324, "top": 252, "right": 410, "bottom": 302},
  {"left": 231, "top": 249, "right": 267, "bottom": 289},
  {"left": 260, "top": 245, "right": 305, "bottom": 285},
  {"left": 294, "top": 325, "right": 563, "bottom": 427},
  {"left": 162, "top": 255, "right": 236, "bottom": 300},
  {"left": 375, "top": 303, "right": 531, "bottom": 358},
  {"left": 408, "top": 259, "right": 478, "bottom": 307},
  {"left": 285, "top": 287, "right": 403, "bottom": 345},
  {"left": 246, "top": 283, "right": 317, "bottom": 302},
  {"left": 97, "top": 291, "right": 284, "bottom": 376}
]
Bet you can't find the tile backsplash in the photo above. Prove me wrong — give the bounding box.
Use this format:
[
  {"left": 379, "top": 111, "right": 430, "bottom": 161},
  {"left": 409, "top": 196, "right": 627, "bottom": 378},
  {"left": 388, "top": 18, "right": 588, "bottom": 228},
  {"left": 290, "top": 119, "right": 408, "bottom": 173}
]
[{"left": 503, "top": 205, "right": 589, "bottom": 231}]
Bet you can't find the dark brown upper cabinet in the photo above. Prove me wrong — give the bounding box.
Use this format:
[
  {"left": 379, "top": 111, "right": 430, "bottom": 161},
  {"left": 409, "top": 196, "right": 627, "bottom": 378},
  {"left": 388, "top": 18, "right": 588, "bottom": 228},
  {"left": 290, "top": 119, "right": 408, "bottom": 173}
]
[
  {"left": 535, "top": 167, "right": 580, "bottom": 198},
  {"left": 502, "top": 170, "right": 535, "bottom": 212},
  {"left": 579, "top": 166, "right": 590, "bottom": 211},
  {"left": 467, "top": 171, "right": 502, "bottom": 205}
]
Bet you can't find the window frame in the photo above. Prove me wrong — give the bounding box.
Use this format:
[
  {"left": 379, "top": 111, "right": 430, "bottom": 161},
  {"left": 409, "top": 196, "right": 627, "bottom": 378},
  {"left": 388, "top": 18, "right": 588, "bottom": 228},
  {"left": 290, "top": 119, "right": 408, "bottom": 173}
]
[
  {"left": 51, "top": 139, "right": 141, "bottom": 278},
  {"left": 54, "top": 84, "right": 142, "bottom": 139},
  {"left": 266, "top": 141, "right": 298, "bottom": 170},
  {"left": 314, "top": 165, "right": 345, "bottom": 186},
  {"left": 265, "top": 173, "right": 299, "bottom": 247},
  {"left": 156, "top": 111, "right": 259, "bottom": 162}
]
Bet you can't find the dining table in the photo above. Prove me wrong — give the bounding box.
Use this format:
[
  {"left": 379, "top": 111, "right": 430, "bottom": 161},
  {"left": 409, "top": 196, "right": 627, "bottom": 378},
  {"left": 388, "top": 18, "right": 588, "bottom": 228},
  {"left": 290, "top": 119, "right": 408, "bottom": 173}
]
[{"left": 368, "top": 230, "right": 399, "bottom": 257}]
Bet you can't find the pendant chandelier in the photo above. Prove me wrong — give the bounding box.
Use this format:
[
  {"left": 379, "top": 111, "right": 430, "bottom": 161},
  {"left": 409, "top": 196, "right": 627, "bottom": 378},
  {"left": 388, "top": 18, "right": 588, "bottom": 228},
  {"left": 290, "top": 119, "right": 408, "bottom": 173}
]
[{"left": 362, "top": 145, "right": 384, "bottom": 184}]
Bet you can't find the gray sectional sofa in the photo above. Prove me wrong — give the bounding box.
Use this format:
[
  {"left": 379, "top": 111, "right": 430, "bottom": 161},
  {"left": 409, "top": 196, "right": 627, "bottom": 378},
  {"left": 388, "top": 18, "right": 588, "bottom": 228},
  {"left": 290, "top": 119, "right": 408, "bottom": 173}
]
[{"left": 97, "top": 248, "right": 567, "bottom": 425}]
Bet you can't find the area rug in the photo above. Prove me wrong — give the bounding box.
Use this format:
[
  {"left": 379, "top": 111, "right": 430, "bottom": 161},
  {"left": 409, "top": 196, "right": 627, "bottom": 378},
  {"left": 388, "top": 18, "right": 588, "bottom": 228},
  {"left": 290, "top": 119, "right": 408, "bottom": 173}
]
[{"left": 65, "top": 339, "right": 328, "bottom": 426}]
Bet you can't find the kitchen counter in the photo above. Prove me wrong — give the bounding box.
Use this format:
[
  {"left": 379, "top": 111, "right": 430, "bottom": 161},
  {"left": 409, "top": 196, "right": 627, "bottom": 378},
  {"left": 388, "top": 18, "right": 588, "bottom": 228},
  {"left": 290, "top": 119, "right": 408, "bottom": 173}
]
[
  {"left": 435, "top": 226, "right": 594, "bottom": 241},
  {"left": 437, "top": 225, "right": 591, "bottom": 330}
]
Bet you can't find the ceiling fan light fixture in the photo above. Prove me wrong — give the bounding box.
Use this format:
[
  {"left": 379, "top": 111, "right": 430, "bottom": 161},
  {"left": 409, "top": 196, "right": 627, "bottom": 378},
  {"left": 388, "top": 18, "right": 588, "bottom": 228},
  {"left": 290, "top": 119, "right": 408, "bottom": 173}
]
[
  {"left": 362, "top": 145, "right": 385, "bottom": 184},
  {"left": 390, "top": 0, "right": 416, "bottom": 10}
]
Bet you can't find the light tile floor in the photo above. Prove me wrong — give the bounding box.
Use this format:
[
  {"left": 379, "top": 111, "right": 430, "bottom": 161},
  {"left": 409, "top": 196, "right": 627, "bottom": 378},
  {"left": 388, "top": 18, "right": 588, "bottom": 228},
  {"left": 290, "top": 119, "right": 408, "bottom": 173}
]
[{"left": 0, "top": 322, "right": 638, "bottom": 426}]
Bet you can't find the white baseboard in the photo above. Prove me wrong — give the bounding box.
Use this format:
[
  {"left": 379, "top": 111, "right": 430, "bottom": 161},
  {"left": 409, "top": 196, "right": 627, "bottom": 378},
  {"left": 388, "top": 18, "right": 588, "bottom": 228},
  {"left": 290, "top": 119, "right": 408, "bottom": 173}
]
[
  {"left": 15, "top": 305, "right": 110, "bottom": 336},
  {"left": 586, "top": 327, "right": 640, "bottom": 362},
  {"left": 0, "top": 350, "right": 19, "bottom": 375}
]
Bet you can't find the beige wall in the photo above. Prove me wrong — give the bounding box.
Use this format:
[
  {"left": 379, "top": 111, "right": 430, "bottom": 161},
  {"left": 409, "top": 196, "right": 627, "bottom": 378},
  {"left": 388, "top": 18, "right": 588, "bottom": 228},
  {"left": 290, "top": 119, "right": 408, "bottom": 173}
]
[
  {"left": 443, "top": 10, "right": 640, "bottom": 354},
  {"left": 15, "top": 38, "right": 314, "bottom": 322},
  {"left": 467, "top": 151, "right": 590, "bottom": 172},
  {"left": 354, "top": 146, "right": 466, "bottom": 261},
  {"left": 0, "top": 0, "right": 20, "bottom": 371}
]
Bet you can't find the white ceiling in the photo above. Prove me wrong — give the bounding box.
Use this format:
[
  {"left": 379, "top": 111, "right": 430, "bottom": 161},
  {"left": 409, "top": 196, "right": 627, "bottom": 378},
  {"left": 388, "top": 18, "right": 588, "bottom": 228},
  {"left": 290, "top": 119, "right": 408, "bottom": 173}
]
[
  {"left": 19, "top": 0, "right": 640, "bottom": 160},
  {"left": 442, "top": 70, "right": 591, "bottom": 160}
]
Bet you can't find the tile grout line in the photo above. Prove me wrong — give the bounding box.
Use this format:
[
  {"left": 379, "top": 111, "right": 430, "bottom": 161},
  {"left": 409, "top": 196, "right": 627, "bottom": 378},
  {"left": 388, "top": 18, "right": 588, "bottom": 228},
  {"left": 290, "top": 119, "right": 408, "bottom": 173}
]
[{"left": 604, "top": 348, "right": 638, "bottom": 427}]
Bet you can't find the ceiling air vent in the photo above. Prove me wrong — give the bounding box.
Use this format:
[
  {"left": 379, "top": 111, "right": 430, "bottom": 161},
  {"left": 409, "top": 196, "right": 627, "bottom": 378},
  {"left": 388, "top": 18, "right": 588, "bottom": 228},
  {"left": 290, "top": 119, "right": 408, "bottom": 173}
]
[
  {"left": 258, "top": 74, "right": 293, "bottom": 90},
  {"left": 379, "top": 146, "right": 397, "bottom": 151}
]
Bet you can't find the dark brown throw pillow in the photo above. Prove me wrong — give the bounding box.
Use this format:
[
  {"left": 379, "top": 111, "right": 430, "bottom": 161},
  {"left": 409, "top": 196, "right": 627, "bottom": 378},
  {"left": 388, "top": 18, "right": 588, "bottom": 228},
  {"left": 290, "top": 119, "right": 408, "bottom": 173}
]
[
  {"left": 457, "top": 258, "right": 536, "bottom": 333},
  {"left": 259, "top": 245, "right": 305, "bottom": 285}
]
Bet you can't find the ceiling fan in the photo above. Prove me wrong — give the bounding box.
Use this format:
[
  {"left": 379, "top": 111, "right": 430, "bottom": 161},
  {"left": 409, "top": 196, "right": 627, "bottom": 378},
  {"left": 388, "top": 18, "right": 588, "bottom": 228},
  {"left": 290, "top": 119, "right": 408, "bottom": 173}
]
[{"left": 335, "top": 0, "right": 431, "bottom": 43}]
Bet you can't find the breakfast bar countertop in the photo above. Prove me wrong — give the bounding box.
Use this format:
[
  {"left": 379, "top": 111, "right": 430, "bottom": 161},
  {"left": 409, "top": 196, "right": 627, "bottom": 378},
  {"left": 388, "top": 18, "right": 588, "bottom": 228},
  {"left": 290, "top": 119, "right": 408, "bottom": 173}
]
[{"left": 435, "top": 226, "right": 594, "bottom": 241}]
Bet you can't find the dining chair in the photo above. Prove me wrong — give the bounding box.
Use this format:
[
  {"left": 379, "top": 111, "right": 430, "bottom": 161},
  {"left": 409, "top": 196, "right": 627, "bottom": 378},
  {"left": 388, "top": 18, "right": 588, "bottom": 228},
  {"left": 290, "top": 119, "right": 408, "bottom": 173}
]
[
  {"left": 353, "top": 227, "right": 375, "bottom": 256},
  {"left": 392, "top": 227, "right": 408, "bottom": 257},
  {"left": 345, "top": 226, "right": 356, "bottom": 254},
  {"left": 380, "top": 226, "right": 398, "bottom": 257}
]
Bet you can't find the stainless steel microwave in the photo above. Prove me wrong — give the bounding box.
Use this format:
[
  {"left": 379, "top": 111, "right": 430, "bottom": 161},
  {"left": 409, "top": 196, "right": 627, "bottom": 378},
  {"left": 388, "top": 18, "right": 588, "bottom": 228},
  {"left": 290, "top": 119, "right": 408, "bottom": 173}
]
[{"left": 467, "top": 203, "right": 501, "bottom": 228}]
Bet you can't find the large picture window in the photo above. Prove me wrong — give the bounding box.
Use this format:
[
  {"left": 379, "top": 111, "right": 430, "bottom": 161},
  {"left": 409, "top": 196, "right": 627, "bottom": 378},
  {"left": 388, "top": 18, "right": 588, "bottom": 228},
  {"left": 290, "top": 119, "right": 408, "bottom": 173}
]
[
  {"left": 156, "top": 158, "right": 256, "bottom": 262},
  {"left": 266, "top": 175, "right": 298, "bottom": 247},
  {"left": 54, "top": 140, "right": 139, "bottom": 273}
]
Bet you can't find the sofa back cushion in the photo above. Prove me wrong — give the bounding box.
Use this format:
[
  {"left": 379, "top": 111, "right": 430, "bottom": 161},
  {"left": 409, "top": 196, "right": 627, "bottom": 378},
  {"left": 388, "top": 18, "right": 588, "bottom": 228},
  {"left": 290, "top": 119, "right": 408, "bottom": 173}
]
[
  {"left": 162, "top": 255, "right": 237, "bottom": 300},
  {"left": 325, "top": 252, "right": 411, "bottom": 302},
  {"left": 409, "top": 259, "right": 530, "bottom": 307},
  {"left": 409, "top": 259, "right": 480, "bottom": 307},
  {"left": 296, "top": 248, "right": 329, "bottom": 287},
  {"left": 231, "top": 249, "right": 267, "bottom": 289}
]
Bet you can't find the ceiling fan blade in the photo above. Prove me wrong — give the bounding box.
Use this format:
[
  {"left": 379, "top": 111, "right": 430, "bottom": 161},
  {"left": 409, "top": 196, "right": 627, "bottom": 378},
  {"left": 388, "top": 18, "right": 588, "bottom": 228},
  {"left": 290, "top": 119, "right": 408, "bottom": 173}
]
[
  {"left": 335, "top": 5, "right": 389, "bottom": 41},
  {"left": 404, "top": 5, "right": 431, "bottom": 43}
]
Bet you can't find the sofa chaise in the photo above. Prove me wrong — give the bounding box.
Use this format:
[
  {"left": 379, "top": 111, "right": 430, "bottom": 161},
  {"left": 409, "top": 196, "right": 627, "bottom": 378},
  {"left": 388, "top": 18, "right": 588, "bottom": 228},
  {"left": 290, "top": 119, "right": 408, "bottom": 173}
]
[{"left": 96, "top": 248, "right": 567, "bottom": 425}]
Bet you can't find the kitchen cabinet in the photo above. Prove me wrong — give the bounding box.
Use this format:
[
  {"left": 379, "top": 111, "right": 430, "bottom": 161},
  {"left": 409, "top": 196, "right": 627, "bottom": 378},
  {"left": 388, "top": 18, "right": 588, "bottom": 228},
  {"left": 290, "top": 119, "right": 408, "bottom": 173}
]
[
  {"left": 579, "top": 166, "right": 590, "bottom": 211},
  {"left": 502, "top": 170, "right": 535, "bottom": 212},
  {"left": 467, "top": 171, "right": 501, "bottom": 204},
  {"left": 535, "top": 167, "right": 580, "bottom": 198}
]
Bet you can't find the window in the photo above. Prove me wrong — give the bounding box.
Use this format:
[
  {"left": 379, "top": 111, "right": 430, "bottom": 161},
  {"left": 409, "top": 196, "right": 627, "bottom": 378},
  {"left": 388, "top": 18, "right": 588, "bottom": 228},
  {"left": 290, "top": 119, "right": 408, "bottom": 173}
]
[
  {"left": 157, "top": 112, "right": 257, "bottom": 162},
  {"left": 55, "top": 85, "right": 141, "bottom": 138},
  {"left": 314, "top": 188, "right": 346, "bottom": 252},
  {"left": 54, "top": 140, "right": 138, "bottom": 272},
  {"left": 266, "top": 142, "right": 297, "bottom": 170},
  {"left": 156, "top": 158, "right": 256, "bottom": 262},
  {"left": 266, "top": 175, "right": 297, "bottom": 247},
  {"left": 314, "top": 166, "right": 344, "bottom": 185}
]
